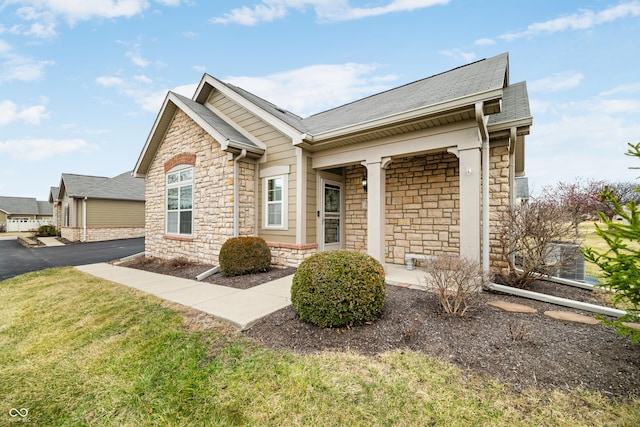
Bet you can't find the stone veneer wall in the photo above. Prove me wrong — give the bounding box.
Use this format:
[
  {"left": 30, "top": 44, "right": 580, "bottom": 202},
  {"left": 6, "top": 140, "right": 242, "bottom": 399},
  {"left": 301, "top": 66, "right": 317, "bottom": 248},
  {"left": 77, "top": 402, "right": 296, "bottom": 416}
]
[
  {"left": 488, "top": 145, "right": 511, "bottom": 272},
  {"left": 61, "top": 226, "right": 144, "bottom": 242},
  {"left": 144, "top": 109, "right": 256, "bottom": 265},
  {"left": 267, "top": 242, "right": 318, "bottom": 267},
  {"left": 344, "top": 152, "right": 460, "bottom": 265}
]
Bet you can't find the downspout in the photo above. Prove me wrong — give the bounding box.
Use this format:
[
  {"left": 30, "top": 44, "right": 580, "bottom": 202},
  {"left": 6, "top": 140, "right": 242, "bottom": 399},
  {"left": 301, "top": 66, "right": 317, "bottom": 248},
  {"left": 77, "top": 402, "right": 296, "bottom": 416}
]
[
  {"left": 233, "top": 149, "right": 247, "bottom": 237},
  {"left": 82, "top": 197, "right": 87, "bottom": 242},
  {"left": 509, "top": 127, "right": 517, "bottom": 207},
  {"left": 475, "top": 102, "right": 490, "bottom": 272}
]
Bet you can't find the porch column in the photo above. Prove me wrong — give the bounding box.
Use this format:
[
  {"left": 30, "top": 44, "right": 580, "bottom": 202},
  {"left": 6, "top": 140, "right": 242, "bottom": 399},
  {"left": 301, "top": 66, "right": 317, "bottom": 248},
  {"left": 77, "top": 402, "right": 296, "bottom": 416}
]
[
  {"left": 364, "top": 157, "right": 391, "bottom": 263},
  {"left": 458, "top": 148, "right": 481, "bottom": 262}
]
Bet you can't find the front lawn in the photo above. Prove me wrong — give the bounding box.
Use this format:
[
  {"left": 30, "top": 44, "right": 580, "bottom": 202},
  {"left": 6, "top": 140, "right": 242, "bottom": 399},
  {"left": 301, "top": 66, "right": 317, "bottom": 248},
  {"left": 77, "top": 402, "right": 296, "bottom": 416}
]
[{"left": 1, "top": 268, "right": 638, "bottom": 426}]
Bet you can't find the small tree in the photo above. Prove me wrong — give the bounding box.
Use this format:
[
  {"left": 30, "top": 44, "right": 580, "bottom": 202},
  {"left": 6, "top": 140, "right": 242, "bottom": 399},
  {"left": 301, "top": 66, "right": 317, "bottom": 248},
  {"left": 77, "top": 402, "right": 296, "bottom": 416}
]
[
  {"left": 541, "top": 178, "right": 608, "bottom": 231},
  {"left": 496, "top": 198, "right": 580, "bottom": 289},
  {"left": 582, "top": 142, "right": 640, "bottom": 343}
]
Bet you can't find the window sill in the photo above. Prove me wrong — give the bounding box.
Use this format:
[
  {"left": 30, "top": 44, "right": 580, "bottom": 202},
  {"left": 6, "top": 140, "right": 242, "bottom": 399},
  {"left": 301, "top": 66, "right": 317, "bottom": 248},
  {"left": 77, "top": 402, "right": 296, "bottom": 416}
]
[{"left": 163, "top": 234, "right": 193, "bottom": 242}]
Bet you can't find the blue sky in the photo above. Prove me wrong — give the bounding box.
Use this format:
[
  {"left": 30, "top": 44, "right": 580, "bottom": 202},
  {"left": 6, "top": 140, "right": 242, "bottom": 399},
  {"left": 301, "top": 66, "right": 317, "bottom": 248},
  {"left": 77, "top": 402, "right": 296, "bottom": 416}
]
[{"left": 1, "top": 0, "right": 639, "bottom": 201}]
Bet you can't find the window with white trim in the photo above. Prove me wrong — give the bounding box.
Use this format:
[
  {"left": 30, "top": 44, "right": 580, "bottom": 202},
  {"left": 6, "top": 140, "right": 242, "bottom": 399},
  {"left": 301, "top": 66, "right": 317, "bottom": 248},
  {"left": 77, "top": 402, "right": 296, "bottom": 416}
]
[
  {"left": 263, "top": 175, "right": 287, "bottom": 229},
  {"left": 166, "top": 166, "right": 193, "bottom": 235}
]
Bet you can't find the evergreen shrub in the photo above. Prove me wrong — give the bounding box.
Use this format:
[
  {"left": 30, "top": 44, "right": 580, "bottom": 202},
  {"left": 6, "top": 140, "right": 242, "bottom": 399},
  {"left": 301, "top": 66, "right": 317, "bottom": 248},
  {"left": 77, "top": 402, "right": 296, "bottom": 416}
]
[
  {"left": 291, "top": 250, "right": 386, "bottom": 328},
  {"left": 219, "top": 236, "right": 271, "bottom": 277}
]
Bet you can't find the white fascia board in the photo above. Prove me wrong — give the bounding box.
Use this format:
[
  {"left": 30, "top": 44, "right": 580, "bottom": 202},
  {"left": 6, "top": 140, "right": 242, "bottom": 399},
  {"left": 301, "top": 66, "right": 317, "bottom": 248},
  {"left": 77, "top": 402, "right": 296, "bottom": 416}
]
[
  {"left": 308, "top": 88, "right": 504, "bottom": 143},
  {"left": 199, "top": 74, "right": 305, "bottom": 144}
]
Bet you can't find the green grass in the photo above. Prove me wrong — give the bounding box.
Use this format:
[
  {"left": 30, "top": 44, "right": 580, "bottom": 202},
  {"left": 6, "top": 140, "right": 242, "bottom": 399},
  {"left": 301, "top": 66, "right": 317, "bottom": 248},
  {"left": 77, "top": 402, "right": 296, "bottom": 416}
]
[{"left": 1, "top": 267, "right": 639, "bottom": 426}]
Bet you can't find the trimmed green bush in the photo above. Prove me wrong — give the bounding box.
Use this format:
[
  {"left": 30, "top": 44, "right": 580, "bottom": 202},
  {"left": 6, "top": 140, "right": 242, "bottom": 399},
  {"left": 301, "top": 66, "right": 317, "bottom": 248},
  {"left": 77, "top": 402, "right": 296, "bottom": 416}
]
[
  {"left": 291, "top": 250, "right": 386, "bottom": 328},
  {"left": 37, "top": 224, "right": 58, "bottom": 237},
  {"left": 219, "top": 236, "right": 271, "bottom": 277}
]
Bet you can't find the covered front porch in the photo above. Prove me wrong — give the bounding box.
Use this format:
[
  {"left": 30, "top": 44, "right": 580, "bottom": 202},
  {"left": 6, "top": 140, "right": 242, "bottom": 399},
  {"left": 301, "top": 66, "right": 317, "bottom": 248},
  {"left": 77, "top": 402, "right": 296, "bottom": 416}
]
[{"left": 384, "top": 262, "right": 424, "bottom": 288}]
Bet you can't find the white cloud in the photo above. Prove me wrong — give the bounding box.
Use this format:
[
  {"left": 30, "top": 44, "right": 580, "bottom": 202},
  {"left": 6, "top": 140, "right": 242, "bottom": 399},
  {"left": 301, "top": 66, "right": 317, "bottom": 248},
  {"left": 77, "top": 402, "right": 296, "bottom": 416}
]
[
  {"left": 126, "top": 48, "right": 150, "bottom": 67},
  {"left": 0, "top": 99, "right": 50, "bottom": 126},
  {"left": 0, "top": 55, "right": 54, "bottom": 82},
  {"left": 500, "top": 1, "right": 640, "bottom": 41},
  {"left": 0, "top": 138, "right": 91, "bottom": 161},
  {"left": 527, "top": 90, "right": 640, "bottom": 190},
  {"left": 134, "top": 74, "right": 152, "bottom": 84},
  {"left": 474, "top": 38, "right": 495, "bottom": 46},
  {"left": 0, "top": 39, "right": 12, "bottom": 54},
  {"left": 225, "top": 63, "right": 398, "bottom": 116},
  {"left": 95, "top": 76, "right": 125, "bottom": 87},
  {"left": 528, "top": 71, "right": 584, "bottom": 93},
  {"left": 599, "top": 82, "right": 640, "bottom": 97},
  {"left": 3, "top": 0, "right": 181, "bottom": 38},
  {"left": 137, "top": 83, "right": 196, "bottom": 112},
  {"left": 211, "top": 0, "right": 450, "bottom": 25},
  {"left": 438, "top": 48, "right": 476, "bottom": 63},
  {"left": 17, "top": 0, "right": 149, "bottom": 23}
]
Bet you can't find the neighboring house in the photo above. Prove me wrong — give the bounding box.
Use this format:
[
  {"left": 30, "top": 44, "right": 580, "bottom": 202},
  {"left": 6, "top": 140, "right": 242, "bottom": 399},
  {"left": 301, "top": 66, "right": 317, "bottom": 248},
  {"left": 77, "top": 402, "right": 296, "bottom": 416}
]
[
  {"left": 57, "top": 171, "right": 145, "bottom": 242},
  {"left": 0, "top": 196, "right": 53, "bottom": 232},
  {"left": 134, "top": 52, "right": 532, "bottom": 272},
  {"left": 48, "top": 186, "right": 62, "bottom": 230}
]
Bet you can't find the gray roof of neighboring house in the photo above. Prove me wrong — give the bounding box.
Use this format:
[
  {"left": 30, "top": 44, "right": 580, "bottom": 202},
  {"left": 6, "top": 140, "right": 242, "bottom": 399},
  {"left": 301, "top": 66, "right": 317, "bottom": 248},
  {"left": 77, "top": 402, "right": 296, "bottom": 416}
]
[
  {"left": 61, "top": 171, "right": 145, "bottom": 201},
  {"left": 0, "top": 196, "right": 52, "bottom": 215},
  {"left": 37, "top": 201, "right": 53, "bottom": 215},
  {"left": 49, "top": 186, "right": 60, "bottom": 201}
]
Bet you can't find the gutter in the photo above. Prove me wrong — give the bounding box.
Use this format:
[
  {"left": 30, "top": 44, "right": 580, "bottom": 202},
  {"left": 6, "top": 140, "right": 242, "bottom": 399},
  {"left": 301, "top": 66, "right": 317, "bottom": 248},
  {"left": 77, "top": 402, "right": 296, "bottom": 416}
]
[
  {"left": 233, "top": 149, "right": 247, "bottom": 237},
  {"left": 475, "top": 102, "right": 490, "bottom": 272}
]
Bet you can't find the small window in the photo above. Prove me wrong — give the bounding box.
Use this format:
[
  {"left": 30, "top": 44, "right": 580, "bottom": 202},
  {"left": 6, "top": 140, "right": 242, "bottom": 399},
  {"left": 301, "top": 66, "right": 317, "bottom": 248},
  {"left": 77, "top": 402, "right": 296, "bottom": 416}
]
[
  {"left": 263, "top": 175, "right": 287, "bottom": 229},
  {"left": 166, "top": 166, "right": 193, "bottom": 235}
]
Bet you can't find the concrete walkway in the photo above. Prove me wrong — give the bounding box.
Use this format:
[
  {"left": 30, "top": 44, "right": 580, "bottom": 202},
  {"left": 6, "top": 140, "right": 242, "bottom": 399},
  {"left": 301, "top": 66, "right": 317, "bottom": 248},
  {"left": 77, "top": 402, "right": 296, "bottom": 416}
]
[
  {"left": 39, "top": 236, "right": 66, "bottom": 247},
  {"left": 75, "top": 263, "right": 293, "bottom": 330}
]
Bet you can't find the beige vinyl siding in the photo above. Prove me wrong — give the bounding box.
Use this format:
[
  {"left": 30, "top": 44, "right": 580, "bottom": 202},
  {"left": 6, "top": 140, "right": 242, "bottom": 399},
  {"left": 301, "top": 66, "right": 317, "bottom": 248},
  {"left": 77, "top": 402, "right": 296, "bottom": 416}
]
[
  {"left": 0, "top": 212, "right": 7, "bottom": 223},
  {"left": 206, "top": 90, "right": 299, "bottom": 243},
  {"left": 73, "top": 199, "right": 82, "bottom": 227},
  {"left": 86, "top": 199, "right": 145, "bottom": 227},
  {"left": 306, "top": 157, "right": 317, "bottom": 244}
]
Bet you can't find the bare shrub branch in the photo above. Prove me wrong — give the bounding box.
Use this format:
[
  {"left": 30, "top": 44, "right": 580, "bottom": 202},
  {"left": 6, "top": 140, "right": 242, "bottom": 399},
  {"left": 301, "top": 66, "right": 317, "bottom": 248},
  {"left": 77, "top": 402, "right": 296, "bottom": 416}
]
[
  {"left": 419, "top": 256, "right": 489, "bottom": 316},
  {"left": 495, "top": 198, "right": 582, "bottom": 288}
]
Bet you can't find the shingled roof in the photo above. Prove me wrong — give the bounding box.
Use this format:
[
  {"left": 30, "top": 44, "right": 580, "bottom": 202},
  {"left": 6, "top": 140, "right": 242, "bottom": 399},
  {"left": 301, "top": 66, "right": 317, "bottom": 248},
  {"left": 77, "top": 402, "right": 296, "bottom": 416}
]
[
  {"left": 60, "top": 171, "right": 144, "bottom": 201},
  {"left": 302, "top": 53, "right": 510, "bottom": 134},
  {"left": 0, "top": 196, "right": 52, "bottom": 215}
]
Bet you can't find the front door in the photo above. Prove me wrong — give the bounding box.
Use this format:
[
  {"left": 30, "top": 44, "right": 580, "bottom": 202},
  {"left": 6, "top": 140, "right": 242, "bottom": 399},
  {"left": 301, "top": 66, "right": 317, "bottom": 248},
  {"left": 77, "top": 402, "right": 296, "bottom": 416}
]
[{"left": 321, "top": 179, "right": 343, "bottom": 251}]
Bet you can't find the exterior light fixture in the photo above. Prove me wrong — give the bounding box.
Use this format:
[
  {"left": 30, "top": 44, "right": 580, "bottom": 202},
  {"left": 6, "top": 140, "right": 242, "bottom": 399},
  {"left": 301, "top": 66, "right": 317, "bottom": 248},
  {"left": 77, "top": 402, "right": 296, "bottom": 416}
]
[{"left": 362, "top": 175, "right": 368, "bottom": 193}]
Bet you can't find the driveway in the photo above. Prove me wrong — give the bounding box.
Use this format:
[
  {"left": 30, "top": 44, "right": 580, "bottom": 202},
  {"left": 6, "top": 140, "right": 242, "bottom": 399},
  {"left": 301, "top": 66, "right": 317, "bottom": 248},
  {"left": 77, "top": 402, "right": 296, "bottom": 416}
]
[{"left": 0, "top": 237, "right": 144, "bottom": 281}]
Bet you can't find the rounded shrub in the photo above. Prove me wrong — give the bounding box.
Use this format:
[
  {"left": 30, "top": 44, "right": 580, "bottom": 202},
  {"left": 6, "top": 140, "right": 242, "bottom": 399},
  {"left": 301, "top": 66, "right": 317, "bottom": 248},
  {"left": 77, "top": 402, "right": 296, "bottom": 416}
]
[
  {"left": 219, "top": 236, "right": 271, "bottom": 277},
  {"left": 291, "top": 250, "right": 386, "bottom": 328}
]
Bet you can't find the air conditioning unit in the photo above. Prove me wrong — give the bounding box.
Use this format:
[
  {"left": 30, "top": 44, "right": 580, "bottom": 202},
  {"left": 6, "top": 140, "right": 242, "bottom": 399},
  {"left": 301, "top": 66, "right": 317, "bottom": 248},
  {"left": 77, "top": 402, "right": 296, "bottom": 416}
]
[{"left": 545, "top": 241, "right": 585, "bottom": 282}]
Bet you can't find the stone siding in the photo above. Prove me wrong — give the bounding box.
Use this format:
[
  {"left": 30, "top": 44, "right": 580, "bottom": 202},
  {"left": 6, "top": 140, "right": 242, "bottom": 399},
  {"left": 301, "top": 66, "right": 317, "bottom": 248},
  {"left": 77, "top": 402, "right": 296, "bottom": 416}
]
[
  {"left": 488, "top": 145, "right": 511, "bottom": 271},
  {"left": 144, "top": 109, "right": 256, "bottom": 265},
  {"left": 267, "top": 242, "right": 318, "bottom": 267},
  {"left": 61, "top": 226, "right": 144, "bottom": 242},
  {"left": 344, "top": 152, "right": 460, "bottom": 265}
]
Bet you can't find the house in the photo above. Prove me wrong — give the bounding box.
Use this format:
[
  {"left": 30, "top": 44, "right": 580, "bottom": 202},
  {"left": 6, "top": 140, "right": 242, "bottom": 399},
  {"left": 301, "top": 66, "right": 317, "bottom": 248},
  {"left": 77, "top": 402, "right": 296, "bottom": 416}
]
[
  {"left": 48, "top": 186, "right": 62, "bottom": 230},
  {"left": 134, "top": 52, "right": 532, "bottom": 272},
  {"left": 57, "top": 171, "right": 145, "bottom": 242},
  {"left": 0, "top": 196, "right": 53, "bottom": 232}
]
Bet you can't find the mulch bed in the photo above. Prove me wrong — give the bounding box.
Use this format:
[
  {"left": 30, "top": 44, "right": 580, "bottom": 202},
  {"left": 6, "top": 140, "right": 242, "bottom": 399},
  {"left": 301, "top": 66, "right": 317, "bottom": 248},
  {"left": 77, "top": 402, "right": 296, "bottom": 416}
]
[{"left": 121, "top": 256, "right": 640, "bottom": 398}]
